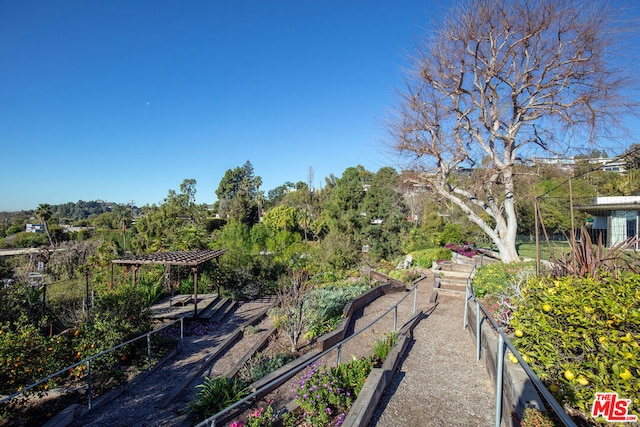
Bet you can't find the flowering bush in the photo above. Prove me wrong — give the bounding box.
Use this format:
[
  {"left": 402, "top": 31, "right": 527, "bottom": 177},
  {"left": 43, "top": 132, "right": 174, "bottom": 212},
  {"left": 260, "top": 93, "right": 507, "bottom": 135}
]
[
  {"left": 444, "top": 243, "right": 479, "bottom": 258},
  {"left": 228, "top": 404, "right": 275, "bottom": 427},
  {"left": 291, "top": 357, "right": 374, "bottom": 426}
]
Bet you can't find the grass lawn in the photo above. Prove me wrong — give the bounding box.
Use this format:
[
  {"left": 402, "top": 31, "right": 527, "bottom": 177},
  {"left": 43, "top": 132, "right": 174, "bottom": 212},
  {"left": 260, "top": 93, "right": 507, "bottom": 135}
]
[{"left": 516, "top": 240, "right": 570, "bottom": 261}]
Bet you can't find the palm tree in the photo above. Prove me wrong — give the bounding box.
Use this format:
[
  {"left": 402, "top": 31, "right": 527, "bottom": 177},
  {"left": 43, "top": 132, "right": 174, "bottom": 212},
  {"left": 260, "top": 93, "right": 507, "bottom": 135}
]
[
  {"left": 113, "top": 205, "right": 132, "bottom": 253},
  {"left": 35, "top": 203, "right": 55, "bottom": 247}
]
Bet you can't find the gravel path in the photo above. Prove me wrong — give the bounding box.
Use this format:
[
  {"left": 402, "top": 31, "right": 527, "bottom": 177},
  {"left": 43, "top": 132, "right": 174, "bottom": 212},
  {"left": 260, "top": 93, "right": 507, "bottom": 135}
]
[{"left": 370, "top": 278, "right": 496, "bottom": 427}]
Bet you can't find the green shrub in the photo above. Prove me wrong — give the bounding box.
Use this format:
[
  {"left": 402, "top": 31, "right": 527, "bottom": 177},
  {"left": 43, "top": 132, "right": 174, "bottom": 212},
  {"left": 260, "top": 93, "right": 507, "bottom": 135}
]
[
  {"left": 238, "top": 351, "right": 295, "bottom": 383},
  {"left": 472, "top": 261, "right": 535, "bottom": 298},
  {"left": 14, "top": 232, "right": 46, "bottom": 248},
  {"left": 510, "top": 273, "right": 640, "bottom": 419},
  {"left": 411, "top": 248, "right": 452, "bottom": 269},
  {"left": 190, "top": 376, "right": 249, "bottom": 422},
  {"left": 373, "top": 331, "right": 398, "bottom": 362},
  {"left": 303, "top": 282, "right": 370, "bottom": 340},
  {"left": 439, "top": 223, "right": 464, "bottom": 245}
]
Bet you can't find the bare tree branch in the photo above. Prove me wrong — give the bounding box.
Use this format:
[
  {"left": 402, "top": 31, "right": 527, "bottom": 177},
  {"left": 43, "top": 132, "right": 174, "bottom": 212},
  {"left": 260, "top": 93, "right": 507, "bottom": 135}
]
[{"left": 390, "top": 0, "right": 637, "bottom": 262}]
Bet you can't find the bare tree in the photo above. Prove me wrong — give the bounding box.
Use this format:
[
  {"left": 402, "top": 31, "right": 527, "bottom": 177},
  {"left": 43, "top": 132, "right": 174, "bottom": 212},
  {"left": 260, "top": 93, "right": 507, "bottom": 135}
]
[
  {"left": 273, "top": 270, "right": 313, "bottom": 351},
  {"left": 391, "top": 0, "right": 636, "bottom": 262}
]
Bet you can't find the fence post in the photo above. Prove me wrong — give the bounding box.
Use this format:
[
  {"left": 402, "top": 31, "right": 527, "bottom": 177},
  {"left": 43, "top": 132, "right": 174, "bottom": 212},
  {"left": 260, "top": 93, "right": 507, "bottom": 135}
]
[
  {"left": 495, "top": 334, "right": 504, "bottom": 427},
  {"left": 476, "top": 300, "right": 481, "bottom": 360},
  {"left": 87, "top": 359, "right": 93, "bottom": 410},
  {"left": 147, "top": 334, "right": 152, "bottom": 371}
]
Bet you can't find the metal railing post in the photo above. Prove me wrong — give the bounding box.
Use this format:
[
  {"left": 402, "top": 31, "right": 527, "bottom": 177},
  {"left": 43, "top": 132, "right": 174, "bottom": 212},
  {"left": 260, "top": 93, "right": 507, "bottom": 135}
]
[
  {"left": 180, "top": 317, "right": 184, "bottom": 353},
  {"left": 476, "top": 300, "right": 481, "bottom": 360},
  {"left": 393, "top": 305, "right": 398, "bottom": 331},
  {"left": 463, "top": 283, "right": 469, "bottom": 330},
  {"left": 147, "top": 334, "right": 152, "bottom": 371},
  {"left": 87, "top": 360, "right": 93, "bottom": 410},
  {"left": 412, "top": 284, "right": 418, "bottom": 314},
  {"left": 495, "top": 334, "right": 504, "bottom": 427},
  {"left": 336, "top": 344, "right": 342, "bottom": 365}
]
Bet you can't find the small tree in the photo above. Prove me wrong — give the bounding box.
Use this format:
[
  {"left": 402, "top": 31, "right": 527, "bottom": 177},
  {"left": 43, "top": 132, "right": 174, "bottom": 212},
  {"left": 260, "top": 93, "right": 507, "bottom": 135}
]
[{"left": 273, "top": 270, "right": 313, "bottom": 351}]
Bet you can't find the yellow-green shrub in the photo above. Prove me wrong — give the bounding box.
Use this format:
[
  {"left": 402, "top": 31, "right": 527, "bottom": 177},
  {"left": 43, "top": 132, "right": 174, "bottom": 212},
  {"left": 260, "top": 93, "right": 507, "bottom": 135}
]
[
  {"left": 411, "top": 248, "right": 452, "bottom": 269},
  {"left": 510, "top": 273, "right": 639, "bottom": 418}
]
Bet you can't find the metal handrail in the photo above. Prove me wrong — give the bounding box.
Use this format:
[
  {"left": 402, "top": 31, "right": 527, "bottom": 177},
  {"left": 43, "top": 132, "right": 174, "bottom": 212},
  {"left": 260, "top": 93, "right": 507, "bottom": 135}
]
[
  {"left": 465, "top": 267, "right": 577, "bottom": 427},
  {"left": 195, "top": 281, "right": 420, "bottom": 427},
  {"left": 0, "top": 317, "right": 184, "bottom": 408}
]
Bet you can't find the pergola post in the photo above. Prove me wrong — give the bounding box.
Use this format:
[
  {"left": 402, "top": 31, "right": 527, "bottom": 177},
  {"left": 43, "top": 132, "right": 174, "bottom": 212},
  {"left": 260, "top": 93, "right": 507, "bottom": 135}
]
[
  {"left": 216, "top": 257, "right": 221, "bottom": 295},
  {"left": 131, "top": 265, "right": 139, "bottom": 287}
]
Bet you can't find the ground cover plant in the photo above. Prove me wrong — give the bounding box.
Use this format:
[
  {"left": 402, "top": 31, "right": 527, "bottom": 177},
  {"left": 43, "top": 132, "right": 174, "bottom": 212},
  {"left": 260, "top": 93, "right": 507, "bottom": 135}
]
[
  {"left": 471, "top": 261, "right": 536, "bottom": 299},
  {"left": 409, "top": 247, "right": 452, "bottom": 269}
]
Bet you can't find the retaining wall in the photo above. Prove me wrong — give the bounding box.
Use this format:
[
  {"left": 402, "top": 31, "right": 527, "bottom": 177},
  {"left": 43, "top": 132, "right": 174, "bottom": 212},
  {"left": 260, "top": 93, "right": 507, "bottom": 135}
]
[
  {"left": 316, "top": 282, "right": 407, "bottom": 352},
  {"left": 465, "top": 301, "right": 545, "bottom": 426}
]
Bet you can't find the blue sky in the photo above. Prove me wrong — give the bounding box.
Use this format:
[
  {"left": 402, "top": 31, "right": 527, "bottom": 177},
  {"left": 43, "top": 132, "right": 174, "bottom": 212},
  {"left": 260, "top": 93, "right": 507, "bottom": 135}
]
[{"left": 1, "top": 1, "right": 639, "bottom": 211}]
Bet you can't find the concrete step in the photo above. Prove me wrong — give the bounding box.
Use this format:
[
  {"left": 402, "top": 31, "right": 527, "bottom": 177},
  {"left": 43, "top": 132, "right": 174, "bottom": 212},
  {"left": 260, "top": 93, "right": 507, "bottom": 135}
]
[
  {"left": 436, "top": 275, "right": 469, "bottom": 285},
  {"left": 436, "top": 268, "right": 472, "bottom": 279},
  {"left": 431, "top": 287, "right": 466, "bottom": 298},
  {"left": 437, "top": 262, "right": 475, "bottom": 274}
]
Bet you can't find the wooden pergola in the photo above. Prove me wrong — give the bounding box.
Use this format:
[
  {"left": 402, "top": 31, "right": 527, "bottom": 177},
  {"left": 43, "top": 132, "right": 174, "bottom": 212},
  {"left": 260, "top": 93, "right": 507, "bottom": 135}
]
[{"left": 112, "top": 249, "right": 227, "bottom": 317}]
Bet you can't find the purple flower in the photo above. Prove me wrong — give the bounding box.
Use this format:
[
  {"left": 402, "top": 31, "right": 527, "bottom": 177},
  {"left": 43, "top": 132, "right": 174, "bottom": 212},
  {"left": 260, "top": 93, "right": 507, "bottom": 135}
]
[{"left": 325, "top": 407, "right": 332, "bottom": 414}]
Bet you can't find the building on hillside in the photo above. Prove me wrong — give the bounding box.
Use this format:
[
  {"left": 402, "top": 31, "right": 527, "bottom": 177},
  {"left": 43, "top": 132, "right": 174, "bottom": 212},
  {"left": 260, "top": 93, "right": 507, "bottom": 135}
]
[
  {"left": 576, "top": 196, "right": 640, "bottom": 249},
  {"left": 530, "top": 156, "right": 627, "bottom": 173},
  {"left": 25, "top": 223, "right": 45, "bottom": 233}
]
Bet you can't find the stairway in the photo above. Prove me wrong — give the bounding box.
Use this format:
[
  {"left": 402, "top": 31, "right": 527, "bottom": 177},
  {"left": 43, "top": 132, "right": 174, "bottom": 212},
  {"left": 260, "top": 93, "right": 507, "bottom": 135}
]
[
  {"left": 432, "top": 253, "right": 483, "bottom": 298},
  {"left": 198, "top": 296, "right": 238, "bottom": 322}
]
